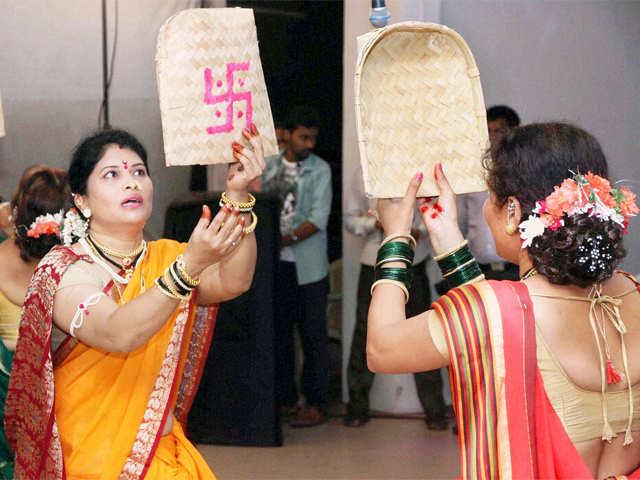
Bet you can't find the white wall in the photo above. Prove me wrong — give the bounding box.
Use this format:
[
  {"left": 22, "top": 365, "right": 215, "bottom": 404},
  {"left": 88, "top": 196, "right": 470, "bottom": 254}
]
[
  {"left": 0, "top": 0, "right": 204, "bottom": 237},
  {"left": 342, "top": 0, "right": 640, "bottom": 408}
]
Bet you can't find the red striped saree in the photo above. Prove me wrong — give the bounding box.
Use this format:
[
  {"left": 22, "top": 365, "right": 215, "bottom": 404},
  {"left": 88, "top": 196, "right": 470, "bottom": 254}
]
[{"left": 432, "top": 280, "right": 640, "bottom": 479}]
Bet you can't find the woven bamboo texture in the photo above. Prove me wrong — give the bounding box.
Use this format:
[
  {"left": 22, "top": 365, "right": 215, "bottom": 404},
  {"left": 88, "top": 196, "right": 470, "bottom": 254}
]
[
  {"left": 355, "top": 22, "right": 489, "bottom": 198},
  {"left": 0, "top": 89, "right": 5, "bottom": 138},
  {"left": 156, "top": 8, "right": 277, "bottom": 166}
]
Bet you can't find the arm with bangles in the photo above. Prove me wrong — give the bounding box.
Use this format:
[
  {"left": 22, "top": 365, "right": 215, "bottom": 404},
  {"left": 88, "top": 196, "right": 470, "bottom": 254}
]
[
  {"left": 191, "top": 125, "right": 264, "bottom": 305},
  {"left": 366, "top": 165, "right": 467, "bottom": 374}
]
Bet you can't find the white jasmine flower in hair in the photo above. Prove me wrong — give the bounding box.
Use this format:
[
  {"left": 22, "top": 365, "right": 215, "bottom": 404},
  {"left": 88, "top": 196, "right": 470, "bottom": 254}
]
[{"left": 519, "top": 215, "right": 546, "bottom": 249}]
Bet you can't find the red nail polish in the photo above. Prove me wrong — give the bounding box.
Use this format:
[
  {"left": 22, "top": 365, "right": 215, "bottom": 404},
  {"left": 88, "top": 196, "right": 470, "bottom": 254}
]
[
  {"left": 233, "top": 151, "right": 241, "bottom": 159},
  {"left": 233, "top": 207, "right": 240, "bottom": 216},
  {"left": 239, "top": 216, "right": 246, "bottom": 225},
  {"left": 438, "top": 163, "right": 443, "bottom": 174},
  {"left": 242, "top": 128, "right": 250, "bottom": 137},
  {"left": 434, "top": 164, "right": 439, "bottom": 179},
  {"left": 232, "top": 142, "right": 243, "bottom": 151},
  {"left": 415, "top": 171, "right": 423, "bottom": 181},
  {"left": 250, "top": 123, "right": 259, "bottom": 136}
]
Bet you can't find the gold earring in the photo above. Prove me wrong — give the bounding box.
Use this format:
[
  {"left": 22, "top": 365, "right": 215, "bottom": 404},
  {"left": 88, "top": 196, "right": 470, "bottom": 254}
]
[
  {"left": 505, "top": 202, "right": 516, "bottom": 234},
  {"left": 505, "top": 223, "right": 516, "bottom": 235}
]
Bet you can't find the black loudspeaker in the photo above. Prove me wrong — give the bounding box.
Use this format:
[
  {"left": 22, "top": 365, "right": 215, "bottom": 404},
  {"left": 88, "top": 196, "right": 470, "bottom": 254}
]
[{"left": 164, "top": 191, "right": 282, "bottom": 446}]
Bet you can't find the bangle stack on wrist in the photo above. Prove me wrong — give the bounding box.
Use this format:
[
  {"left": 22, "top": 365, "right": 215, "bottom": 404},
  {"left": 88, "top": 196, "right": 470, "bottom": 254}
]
[
  {"left": 220, "top": 191, "right": 259, "bottom": 234},
  {"left": 435, "top": 240, "right": 484, "bottom": 289},
  {"left": 370, "top": 233, "right": 416, "bottom": 304},
  {"left": 155, "top": 254, "right": 200, "bottom": 301}
]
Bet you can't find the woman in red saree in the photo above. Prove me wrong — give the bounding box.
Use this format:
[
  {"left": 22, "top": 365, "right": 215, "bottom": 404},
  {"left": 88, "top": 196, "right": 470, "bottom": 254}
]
[
  {"left": 5, "top": 127, "right": 265, "bottom": 479},
  {"left": 367, "top": 123, "right": 640, "bottom": 479}
]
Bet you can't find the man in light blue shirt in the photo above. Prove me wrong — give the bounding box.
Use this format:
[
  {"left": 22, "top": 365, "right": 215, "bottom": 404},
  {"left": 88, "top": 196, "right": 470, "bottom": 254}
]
[{"left": 261, "top": 105, "right": 332, "bottom": 427}]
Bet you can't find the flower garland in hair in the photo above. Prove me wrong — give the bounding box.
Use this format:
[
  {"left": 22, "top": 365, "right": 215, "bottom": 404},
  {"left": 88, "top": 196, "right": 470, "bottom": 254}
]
[
  {"left": 519, "top": 171, "right": 639, "bottom": 249},
  {"left": 61, "top": 208, "right": 89, "bottom": 246},
  {"left": 26, "top": 210, "right": 64, "bottom": 239}
]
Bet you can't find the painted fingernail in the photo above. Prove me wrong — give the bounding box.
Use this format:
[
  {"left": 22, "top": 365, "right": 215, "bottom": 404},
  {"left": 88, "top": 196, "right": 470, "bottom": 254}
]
[
  {"left": 250, "top": 123, "right": 259, "bottom": 136},
  {"left": 434, "top": 164, "right": 439, "bottom": 179},
  {"left": 232, "top": 151, "right": 241, "bottom": 160},
  {"left": 414, "top": 171, "right": 423, "bottom": 181},
  {"left": 420, "top": 205, "right": 429, "bottom": 214},
  {"left": 232, "top": 142, "right": 243, "bottom": 151},
  {"left": 239, "top": 216, "right": 246, "bottom": 225},
  {"left": 233, "top": 206, "right": 240, "bottom": 216},
  {"left": 225, "top": 203, "right": 232, "bottom": 212},
  {"left": 242, "top": 128, "right": 251, "bottom": 137},
  {"left": 438, "top": 163, "right": 444, "bottom": 175}
]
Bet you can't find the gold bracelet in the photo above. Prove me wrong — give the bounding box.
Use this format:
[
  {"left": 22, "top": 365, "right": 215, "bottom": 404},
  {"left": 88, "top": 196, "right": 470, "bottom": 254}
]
[
  {"left": 162, "top": 270, "right": 192, "bottom": 300},
  {"left": 170, "top": 262, "right": 194, "bottom": 293},
  {"left": 220, "top": 191, "right": 256, "bottom": 210},
  {"left": 380, "top": 233, "right": 417, "bottom": 250},
  {"left": 175, "top": 254, "right": 201, "bottom": 287},
  {"left": 370, "top": 279, "right": 409, "bottom": 304},
  {"left": 243, "top": 211, "right": 258, "bottom": 234},
  {"left": 155, "top": 276, "right": 183, "bottom": 300},
  {"left": 441, "top": 258, "right": 477, "bottom": 278},
  {"left": 434, "top": 240, "right": 469, "bottom": 262}
]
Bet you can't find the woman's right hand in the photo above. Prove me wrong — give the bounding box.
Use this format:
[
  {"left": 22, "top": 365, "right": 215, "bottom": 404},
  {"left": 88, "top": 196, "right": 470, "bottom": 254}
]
[
  {"left": 181, "top": 204, "right": 245, "bottom": 278},
  {"left": 417, "top": 163, "right": 464, "bottom": 256}
]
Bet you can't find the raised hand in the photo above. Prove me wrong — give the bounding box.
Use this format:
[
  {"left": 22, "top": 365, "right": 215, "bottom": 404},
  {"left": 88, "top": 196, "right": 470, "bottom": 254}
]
[
  {"left": 416, "top": 163, "right": 463, "bottom": 255},
  {"left": 374, "top": 172, "right": 424, "bottom": 239},
  {"left": 181, "top": 204, "right": 246, "bottom": 277},
  {"left": 227, "top": 124, "right": 265, "bottom": 197}
]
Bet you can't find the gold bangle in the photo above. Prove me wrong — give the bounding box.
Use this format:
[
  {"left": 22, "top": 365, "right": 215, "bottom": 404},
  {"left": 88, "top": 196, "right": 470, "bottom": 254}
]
[
  {"left": 175, "top": 254, "right": 201, "bottom": 287},
  {"left": 170, "top": 262, "right": 194, "bottom": 293},
  {"left": 441, "top": 258, "right": 477, "bottom": 278},
  {"left": 220, "top": 191, "right": 256, "bottom": 210},
  {"left": 370, "top": 279, "right": 409, "bottom": 304},
  {"left": 155, "top": 277, "right": 183, "bottom": 300},
  {"left": 162, "top": 270, "right": 192, "bottom": 300},
  {"left": 243, "top": 211, "right": 258, "bottom": 234},
  {"left": 434, "top": 240, "right": 469, "bottom": 262},
  {"left": 380, "top": 233, "right": 417, "bottom": 250},
  {"left": 374, "top": 257, "right": 412, "bottom": 269}
]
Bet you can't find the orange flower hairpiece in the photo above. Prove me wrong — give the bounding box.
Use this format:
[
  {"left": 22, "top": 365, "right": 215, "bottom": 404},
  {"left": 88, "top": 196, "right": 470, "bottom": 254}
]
[
  {"left": 519, "top": 171, "right": 639, "bottom": 249},
  {"left": 26, "top": 211, "right": 64, "bottom": 239}
]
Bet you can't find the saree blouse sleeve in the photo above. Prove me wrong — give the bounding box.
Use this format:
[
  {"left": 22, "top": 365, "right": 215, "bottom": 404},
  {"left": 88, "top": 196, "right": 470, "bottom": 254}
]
[
  {"left": 426, "top": 309, "right": 449, "bottom": 361},
  {"left": 56, "top": 260, "right": 108, "bottom": 291}
]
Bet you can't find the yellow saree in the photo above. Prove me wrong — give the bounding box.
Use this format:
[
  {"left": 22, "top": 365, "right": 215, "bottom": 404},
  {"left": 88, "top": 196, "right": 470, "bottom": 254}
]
[{"left": 6, "top": 240, "right": 217, "bottom": 479}]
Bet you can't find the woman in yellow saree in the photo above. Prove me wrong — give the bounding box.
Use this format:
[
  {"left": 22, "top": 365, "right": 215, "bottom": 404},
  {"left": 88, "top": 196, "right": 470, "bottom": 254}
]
[{"left": 6, "top": 127, "right": 265, "bottom": 479}]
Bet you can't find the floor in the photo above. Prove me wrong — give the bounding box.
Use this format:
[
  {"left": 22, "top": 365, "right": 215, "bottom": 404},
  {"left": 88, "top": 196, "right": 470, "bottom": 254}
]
[{"left": 197, "top": 413, "right": 460, "bottom": 479}]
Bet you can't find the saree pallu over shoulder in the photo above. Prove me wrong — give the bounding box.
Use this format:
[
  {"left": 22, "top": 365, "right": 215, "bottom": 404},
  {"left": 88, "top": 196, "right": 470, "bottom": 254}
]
[
  {"left": 431, "top": 280, "right": 629, "bottom": 479},
  {"left": 5, "top": 246, "right": 81, "bottom": 480},
  {"left": 5, "top": 240, "right": 218, "bottom": 480}
]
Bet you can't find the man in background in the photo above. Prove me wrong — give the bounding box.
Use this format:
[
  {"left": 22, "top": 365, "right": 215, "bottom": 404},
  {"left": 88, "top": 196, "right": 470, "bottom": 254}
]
[{"left": 262, "top": 105, "right": 332, "bottom": 427}]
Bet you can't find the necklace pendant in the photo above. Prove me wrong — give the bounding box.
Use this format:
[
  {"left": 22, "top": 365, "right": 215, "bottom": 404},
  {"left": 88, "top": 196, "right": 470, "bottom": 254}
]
[
  {"left": 123, "top": 257, "right": 133, "bottom": 267},
  {"left": 125, "top": 269, "right": 133, "bottom": 282},
  {"left": 606, "top": 360, "right": 622, "bottom": 384}
]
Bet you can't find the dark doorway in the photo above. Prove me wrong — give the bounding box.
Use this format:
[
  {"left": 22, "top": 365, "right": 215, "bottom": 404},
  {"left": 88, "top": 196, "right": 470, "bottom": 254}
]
[{"left": 227, "top": 0, "right": 343, "bottom": 262}]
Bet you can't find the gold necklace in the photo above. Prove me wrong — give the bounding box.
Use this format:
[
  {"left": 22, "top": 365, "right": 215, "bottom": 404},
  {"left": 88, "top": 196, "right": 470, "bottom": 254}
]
[
  {"left": 88, "top": 234, "right": 145, "bottom": 268},
  {"left": 520, "top": 267, "right": 538, "bottom": 281}
]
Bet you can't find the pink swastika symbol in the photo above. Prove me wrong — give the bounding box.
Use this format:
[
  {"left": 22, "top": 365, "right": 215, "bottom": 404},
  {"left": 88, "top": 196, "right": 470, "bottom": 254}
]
[{"left": 204, "top": 62, "right": 252, "bottom": 135}]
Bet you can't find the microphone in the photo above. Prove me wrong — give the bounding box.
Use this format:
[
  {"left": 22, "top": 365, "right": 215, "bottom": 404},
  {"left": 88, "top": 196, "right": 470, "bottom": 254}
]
[{"left": 369, "top": 0, "right": 390, "bottom": 28}]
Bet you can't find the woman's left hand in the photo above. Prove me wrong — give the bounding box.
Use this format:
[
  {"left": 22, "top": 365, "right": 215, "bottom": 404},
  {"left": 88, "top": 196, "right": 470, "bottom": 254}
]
[
  {"left": 226, "top": 124, "right": 265, "bottom": 197},
  {"left": 374, "top": 172, "right": 424, "bottom": 237}
]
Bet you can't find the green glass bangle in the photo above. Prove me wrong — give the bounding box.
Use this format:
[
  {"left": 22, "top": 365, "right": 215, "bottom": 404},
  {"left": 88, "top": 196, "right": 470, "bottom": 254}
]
[
  {"left": 375, "top": 256, "right": 413, "bottom": 269},
  {"left": 376, "top": 267, "right": 412, "bottom": 290},
  {"left": 445, "top": 261, "right": 483, "bottom": 289},
  {"left": 377, "top": 242, "right": 414, "bottom": 263},
  {"left": 437, "top": 244, "right": 474, "bottom": 274}
]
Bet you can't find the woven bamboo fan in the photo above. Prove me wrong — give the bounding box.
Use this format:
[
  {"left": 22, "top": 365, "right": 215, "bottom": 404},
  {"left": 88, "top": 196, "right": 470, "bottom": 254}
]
[
  {"left": 156, "top": 8, "right": 277, "bottom": 166},
  {"left": 355, "top": 22, "right": 489, "bottom": 198}
]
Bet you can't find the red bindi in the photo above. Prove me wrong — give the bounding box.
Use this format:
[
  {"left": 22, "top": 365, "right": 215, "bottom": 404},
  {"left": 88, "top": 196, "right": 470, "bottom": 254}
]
[{"left": 122, "top": 160, "right": 128, "bottom": 170}]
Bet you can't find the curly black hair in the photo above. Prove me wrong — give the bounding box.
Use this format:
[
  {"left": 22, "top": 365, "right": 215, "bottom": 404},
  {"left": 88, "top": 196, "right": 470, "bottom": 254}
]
[
  {"left": 484, "top": 122, "right": 626, "bottom": 286},
  {"left": 12, "top": 165, "right": 71, "bottom": 262}
]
